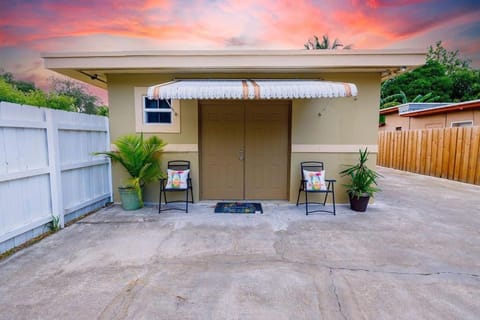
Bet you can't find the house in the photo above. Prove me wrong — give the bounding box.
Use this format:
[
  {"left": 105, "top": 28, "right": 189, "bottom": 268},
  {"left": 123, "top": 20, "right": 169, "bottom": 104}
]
[
  {"left": 42, "top": 49, "right": 424, "bottom": 204},
  {"left": 379, "top": 99, "right": 480, "bottom": 131}
]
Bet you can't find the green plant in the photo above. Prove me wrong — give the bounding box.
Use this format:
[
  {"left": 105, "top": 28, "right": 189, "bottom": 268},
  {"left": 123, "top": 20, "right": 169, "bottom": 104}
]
[
  {"left": 339, "top": 148, "right": 382, "bottom": 199},
  {"left": 304, "top": 34, "right": 352, "bottom": 50},
  {"left": 94, "top": 133, "right": 166, "bottom": 206},
  {"left": 50, "top": 215, "right": 61, "bottom": 232}
]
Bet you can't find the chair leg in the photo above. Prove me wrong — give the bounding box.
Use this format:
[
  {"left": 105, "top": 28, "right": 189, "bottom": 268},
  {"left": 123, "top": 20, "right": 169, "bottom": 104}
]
[
  {"left": 185, "top": 189, "right": 189, "bottom": 213},
  {"left": 296, "top": 188, "right": 301, "bottom": 206},
  {"left": 159, "top": 187, "right": 165, "bottom": 214},
  {"left": 163, "top": 189, "right": 168, "bottom": 205},
  {"left": 158, "top": 191, "right": 162, "bottom": 213},
  {"left": 332, "top": 188, "right": 336, "bottom": 216},
  {"left": 305, "top": 190, "right": 309, "bottom": 215}
]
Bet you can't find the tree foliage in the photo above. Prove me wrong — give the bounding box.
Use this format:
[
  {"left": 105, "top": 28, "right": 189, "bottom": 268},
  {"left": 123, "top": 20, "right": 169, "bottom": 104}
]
[
  {"left": 49, "top": 77, "right": 100, "bottom": 114},
  {"left": 427, "top": 41, "right": 471, "bottom": 74},
  {"left": 0, "top": 70, "right": 36, "bottom": 93},
  {"left": 381, "top": 41, "right": 480, "bottom": 107},
  {"left": 0, "top": 71, "right": 108, "bottom": 115},
  {"left": 381, "top": 60, "right": 452, "bottom": 105},
  {"left": 304, "top": 34, "right": 352, "bottom": 50},
  {"left": 96, "top": 106, "right": 109, "bottom": 117},
  {"left": 0, "top": 77, "right": 75, "bottom": 111}
]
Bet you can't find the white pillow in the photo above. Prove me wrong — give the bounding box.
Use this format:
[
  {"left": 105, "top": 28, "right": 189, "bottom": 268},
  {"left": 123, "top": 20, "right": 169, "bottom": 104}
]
[
  {"left": 303, "top": 169, "right": 327, "bottom": 191},
  {"left": 166, "top": 169, "right": 189, "bottom": 189}
]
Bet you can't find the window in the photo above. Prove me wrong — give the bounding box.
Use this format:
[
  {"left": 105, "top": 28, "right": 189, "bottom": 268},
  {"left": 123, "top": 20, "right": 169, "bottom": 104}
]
[
  {"left": 451, "top": 120, "right": 473, "bottom": 128},
  {"left": 144, "top": 97, "right": 172, "bottom": 124},
  {"left": 134, "top": 87, "right": 181, "bottom": 133}
]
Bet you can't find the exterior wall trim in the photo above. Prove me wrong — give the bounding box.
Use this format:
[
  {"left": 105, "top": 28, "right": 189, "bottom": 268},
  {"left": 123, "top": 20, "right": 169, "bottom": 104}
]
[
  {"left": 42, "top": 49, "right": 426, "bottom": 89},
  {"left": 134, "top": 87, "right": 181, "bottom": 133},
  {"left": 163, "top": 144, "right": 198, "bottom": 152},
  {"left": 292, "top": 144, "right": 378, "bottom": 153}
]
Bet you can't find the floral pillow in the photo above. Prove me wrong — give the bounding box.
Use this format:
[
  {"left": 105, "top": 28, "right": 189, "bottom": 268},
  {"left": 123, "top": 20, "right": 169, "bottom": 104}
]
[
  {"left": 303, "top": 169, "right": 327, "bottom": 191},
  {"left": 166, "top": 169, "right": 189, "bottom": 189}
]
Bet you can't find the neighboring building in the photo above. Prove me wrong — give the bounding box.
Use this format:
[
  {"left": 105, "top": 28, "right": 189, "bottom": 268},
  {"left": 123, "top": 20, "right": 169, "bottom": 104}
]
[
  {"left": 380, "top": 100, "right": 480, "bottom": 131},
  {"left": 43, "top": 49, "right": 424, "bottom": 204}
]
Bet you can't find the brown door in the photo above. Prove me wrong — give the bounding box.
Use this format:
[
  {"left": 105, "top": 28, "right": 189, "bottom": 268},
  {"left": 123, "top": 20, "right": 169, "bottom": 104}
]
[
  {"left": 200, "top": 102, "right": 244, "bottom": 199},
  {"left": 245, "top": 101, "right": 289, "bottom": 199},
  {"left": 200, "top": 101, "right": 290, "bottom": 200}
]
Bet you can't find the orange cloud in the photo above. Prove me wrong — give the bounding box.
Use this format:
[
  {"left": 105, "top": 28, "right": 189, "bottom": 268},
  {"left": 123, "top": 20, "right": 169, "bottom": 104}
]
[
  {"left": 1, "top": 0, "right": 478, "bottom": 51},
  {"left": 1, "top": 0, "right": 479, "bottom": 103}
]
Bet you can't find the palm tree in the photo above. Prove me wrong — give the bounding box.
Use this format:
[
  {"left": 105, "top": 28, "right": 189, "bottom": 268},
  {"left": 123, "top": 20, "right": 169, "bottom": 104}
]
[
  {"left": 95, "top": 133, "right": 166, "bottom": 206},
  {"left": 380, "top": 90, "right": 440, "bottom": 109},
  {"left": 379, "top": 89, "right": 441, "bottom": 125},
  {"left": 380, "top": 90, "right": 408, "bottom": 109},
  {"left": 304, "top": 34, "right": 352, "bottom": 50}
]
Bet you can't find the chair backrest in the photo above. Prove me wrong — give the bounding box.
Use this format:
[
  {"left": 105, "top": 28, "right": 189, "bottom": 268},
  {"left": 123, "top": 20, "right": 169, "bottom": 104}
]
[
  {"left": 300, "top": 161, "right": 324, "bottom": 180},
  {"left": 168, "top": 160, "right": 190, "bottom": 171}
]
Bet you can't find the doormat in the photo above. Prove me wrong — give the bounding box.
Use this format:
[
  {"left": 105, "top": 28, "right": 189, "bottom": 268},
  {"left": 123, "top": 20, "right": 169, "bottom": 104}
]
[{"left": 214, "top": 202, "right": 263, "bottom": 214}]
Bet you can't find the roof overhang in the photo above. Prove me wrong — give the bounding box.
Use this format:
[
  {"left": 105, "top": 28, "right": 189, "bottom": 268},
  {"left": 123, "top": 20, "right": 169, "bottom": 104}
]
[
  {"left": 400, "top": 99, "right": 480, "bottom": 117},
  {"left": 41, "top": 49, "right": 426, "bottom": 89},
  {"left": 147, "top": 79, "right": 358, "bottom": 100},
  {"left": 379, "top": 105, "right": 400, "bottom": 115}
]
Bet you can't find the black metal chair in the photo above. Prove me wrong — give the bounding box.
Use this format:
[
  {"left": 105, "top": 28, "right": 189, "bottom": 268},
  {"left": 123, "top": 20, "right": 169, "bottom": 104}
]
[
  {"left": 159, "top": 160, "right": 193, "bottom": 213},
  {"left": 296, "top": 161, "right": 336, "bottom": 215}
]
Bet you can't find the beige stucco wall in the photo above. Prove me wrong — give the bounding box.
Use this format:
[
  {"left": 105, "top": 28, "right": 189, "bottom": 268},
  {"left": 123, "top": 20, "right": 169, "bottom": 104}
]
[
  {"left": 107, "top": 72, "right": 381, "bottom": 205},
  {"left": 107, "top": 74, "right": 199, "bottom": 204},
  {"left": 410, "top": 113, "right": 445, "bottom": 129},
  {"left": 382, "top": 109, "right": 480, "bottom": 132},
  {"left": 446, "top": 110, "right": 476, "bottom": 127},
  {"left": 410, "top": 110, "right": 477, "bottom": 129},
  {"left": 380, "top": 113, "right": 410, "bottom": 131},
  {"left": 290, "top": 73, "right": 380, "bottom": 204}
]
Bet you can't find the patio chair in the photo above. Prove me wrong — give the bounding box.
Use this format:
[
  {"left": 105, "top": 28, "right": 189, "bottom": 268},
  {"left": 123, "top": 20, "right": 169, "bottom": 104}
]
[
  {"left": 296, "top": 161, "right": 336, "bottom": 215},
  {"left": 159, "top": 160, "right": 194, "bottom": 213}
]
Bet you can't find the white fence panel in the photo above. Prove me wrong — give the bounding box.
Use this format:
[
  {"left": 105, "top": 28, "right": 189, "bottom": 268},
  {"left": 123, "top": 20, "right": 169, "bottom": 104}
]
[
  {"left": 0, "top": 102, "right": 112, "bottom": 253},
  {"left": 56, "top": 110, "right": 111, "bottom": 216},
  {"left": 0, "top": 175, "right": 52, "bottom": 237}
]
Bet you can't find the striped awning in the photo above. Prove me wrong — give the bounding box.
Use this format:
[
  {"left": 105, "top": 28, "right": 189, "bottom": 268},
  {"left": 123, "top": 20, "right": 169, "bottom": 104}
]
[{"left": 147, "top": 79, "right": 357, "bottom": 100}]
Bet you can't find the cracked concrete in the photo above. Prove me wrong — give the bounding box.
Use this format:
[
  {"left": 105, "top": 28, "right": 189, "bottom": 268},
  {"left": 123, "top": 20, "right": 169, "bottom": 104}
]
[
  {"left": 329, "top": 268, "right": 347, "bottom": 320},
  {"left": 0, "top": 167, "right": 479, "bottom": 319}
]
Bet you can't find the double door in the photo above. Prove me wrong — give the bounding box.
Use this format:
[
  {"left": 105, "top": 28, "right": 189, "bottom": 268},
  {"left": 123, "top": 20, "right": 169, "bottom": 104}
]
[{"left": 200, "top": 101, "right": 290, "bottom": 200}]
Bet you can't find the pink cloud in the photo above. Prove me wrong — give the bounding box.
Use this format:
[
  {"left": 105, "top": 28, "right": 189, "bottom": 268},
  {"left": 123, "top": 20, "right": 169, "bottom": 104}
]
[
  {"left": 1, "top": 0, "right": 478, "bottom": 51},
  {"left": 363, "top": 0, "right": 432, "bottom": 8},
  {"left": 1, "top": 0, "right": 479, "bottom": 104}
]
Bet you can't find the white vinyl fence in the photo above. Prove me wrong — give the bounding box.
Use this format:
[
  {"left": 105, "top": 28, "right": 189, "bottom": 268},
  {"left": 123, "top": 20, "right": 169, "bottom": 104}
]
[{"left": 0, "top": 102, "right": 112, "bottom": 253}]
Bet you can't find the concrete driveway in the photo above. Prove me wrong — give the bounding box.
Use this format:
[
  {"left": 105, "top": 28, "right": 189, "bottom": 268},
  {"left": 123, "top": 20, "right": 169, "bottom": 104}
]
[{"left": 1, "top": 167, "right": 479, "bottom": 319}]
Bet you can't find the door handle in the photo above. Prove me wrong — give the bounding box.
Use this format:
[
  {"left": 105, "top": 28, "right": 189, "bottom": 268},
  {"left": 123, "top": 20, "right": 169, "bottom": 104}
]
[{"left": 239, "top": 149, "right": 244, "bottom": 161}]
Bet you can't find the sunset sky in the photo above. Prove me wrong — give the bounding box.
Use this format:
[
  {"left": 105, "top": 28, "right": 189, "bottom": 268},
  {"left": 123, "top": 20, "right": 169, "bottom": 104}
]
[{"left": 1, "top": 0, "right": 479, "bottom": 103}]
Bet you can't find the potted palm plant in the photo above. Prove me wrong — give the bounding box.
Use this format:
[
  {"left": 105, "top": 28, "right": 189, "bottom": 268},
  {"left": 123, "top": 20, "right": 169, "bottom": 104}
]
[
  {"left": 339, "top": 148, "right": 381, "bottom": 212},
  {"left": 95, "top": 133, "right": 166, "bottom": 210}
]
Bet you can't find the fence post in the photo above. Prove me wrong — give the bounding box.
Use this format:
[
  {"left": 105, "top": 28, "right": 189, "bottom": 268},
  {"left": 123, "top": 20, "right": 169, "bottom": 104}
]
[
  {"left": 45, "top": 109, "right": 65, "bottom": 228},
  {"left": 104, "top": 116, "right": 114, "bottom": 202}
]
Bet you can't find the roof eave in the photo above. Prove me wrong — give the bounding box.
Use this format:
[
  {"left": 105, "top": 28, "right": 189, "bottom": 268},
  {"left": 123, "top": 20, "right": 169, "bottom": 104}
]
[
  {"left": 400, "top": 99, "right": 480, "bottom": 117},
  {"left": 379, "top": 106, "right": 400, "bottom": 115},
  {"left": 42, "top": 49, "right": 426, "bottom": 89}
]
